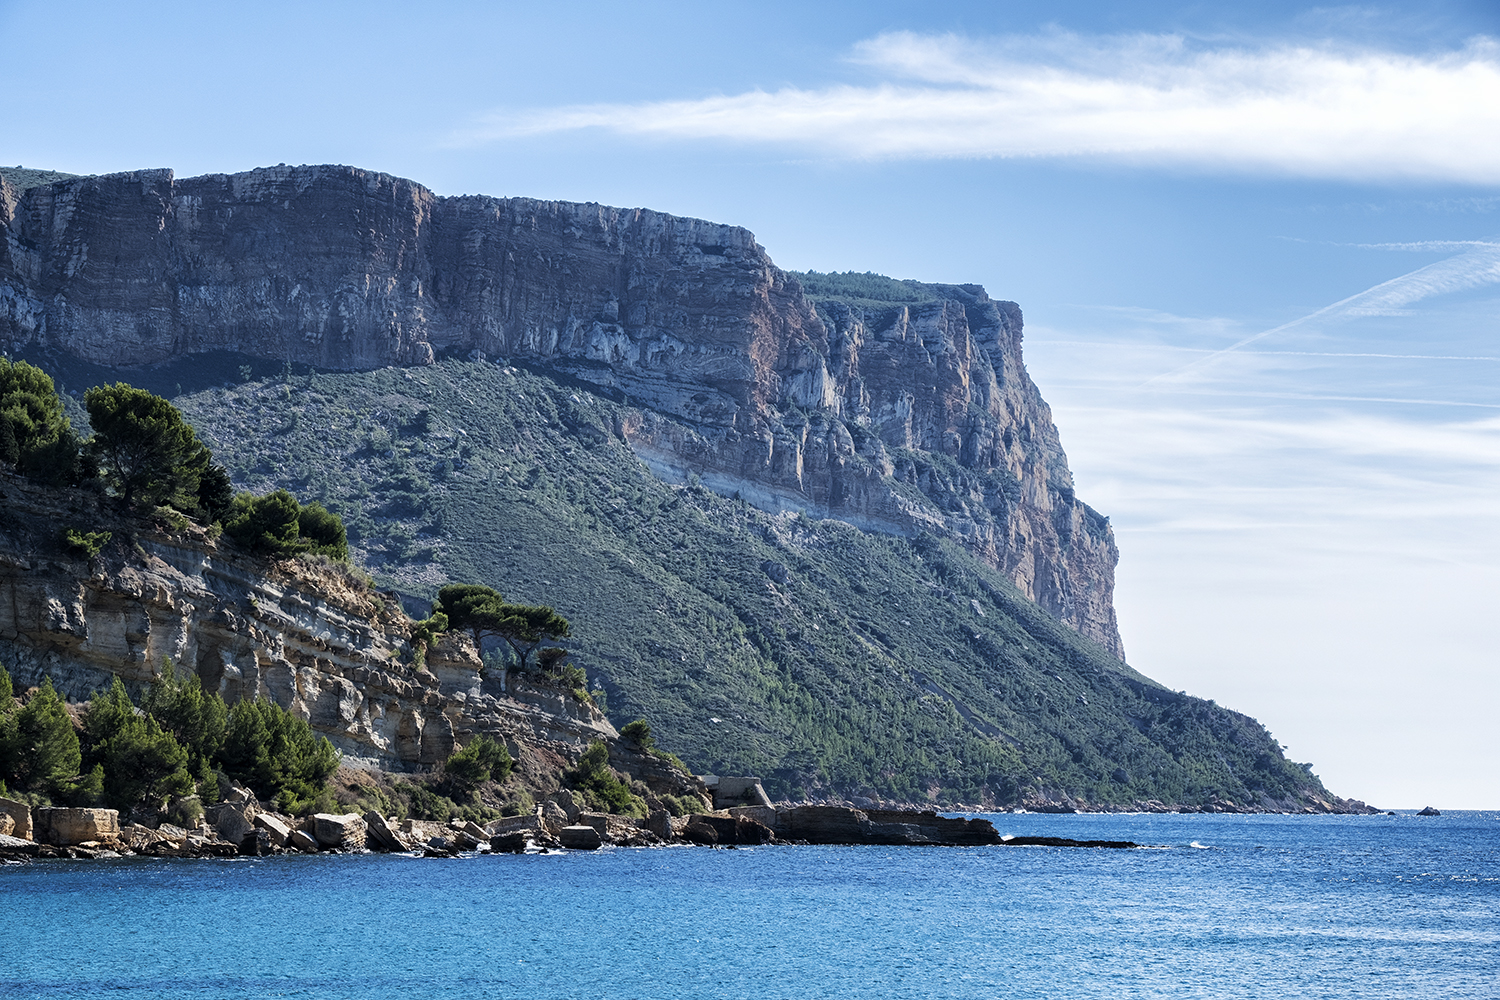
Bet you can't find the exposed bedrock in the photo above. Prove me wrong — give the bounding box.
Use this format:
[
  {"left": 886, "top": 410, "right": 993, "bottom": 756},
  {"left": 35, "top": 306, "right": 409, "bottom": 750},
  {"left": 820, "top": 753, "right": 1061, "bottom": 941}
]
[
  {"left": 1, "top": 165, "right": 1121, "bottom": 656},
  {"left": 0, "top": 472, "right": 708, "bottom": 792}
]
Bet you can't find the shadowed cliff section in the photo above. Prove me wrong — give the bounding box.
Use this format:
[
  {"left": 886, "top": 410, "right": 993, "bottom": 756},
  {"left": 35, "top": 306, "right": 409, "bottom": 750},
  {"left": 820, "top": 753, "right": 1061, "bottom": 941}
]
[{"left": 1, "top": 165, "right": 1120, "bottom": 657}]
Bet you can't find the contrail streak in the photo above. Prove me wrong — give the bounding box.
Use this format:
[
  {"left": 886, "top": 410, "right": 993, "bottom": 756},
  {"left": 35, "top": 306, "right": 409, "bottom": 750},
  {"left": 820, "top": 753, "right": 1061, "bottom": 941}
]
[{"left": 1140, "top": 248, "right": 1500, "bottom": 387}]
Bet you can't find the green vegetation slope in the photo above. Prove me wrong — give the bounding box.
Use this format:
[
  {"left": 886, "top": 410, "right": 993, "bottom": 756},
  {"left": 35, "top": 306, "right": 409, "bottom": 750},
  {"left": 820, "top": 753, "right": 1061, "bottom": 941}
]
[{"left": 133, "top": 356, "right": 1345, "bottom": 810}]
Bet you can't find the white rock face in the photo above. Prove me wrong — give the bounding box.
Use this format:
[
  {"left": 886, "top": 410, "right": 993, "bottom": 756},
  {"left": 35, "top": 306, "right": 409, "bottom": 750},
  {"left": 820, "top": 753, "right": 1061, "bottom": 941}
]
[{"left": 311, "top": 812, "right": 367, "bottom": 851}]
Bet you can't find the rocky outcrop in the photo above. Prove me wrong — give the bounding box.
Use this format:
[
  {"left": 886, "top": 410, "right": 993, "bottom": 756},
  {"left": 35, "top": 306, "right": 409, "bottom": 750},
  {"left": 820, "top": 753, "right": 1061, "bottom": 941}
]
[
  {"left": 0, "top": 470, "right": 704, "bottom": 800},
  {"left": 0, "top": 796, "right": 30, "bottom": 840},
  {"left": 0, "top": 165, "right": 1121, "bottom": 655},
  {"left": 34, "top": 807, "right": 120, "bottom": 846},
  {"left": 775, "top": 805, "right": 1002, "bottom": 846},
  {"left": 311, "top": 812, "right": 367, "bottom": 850}
]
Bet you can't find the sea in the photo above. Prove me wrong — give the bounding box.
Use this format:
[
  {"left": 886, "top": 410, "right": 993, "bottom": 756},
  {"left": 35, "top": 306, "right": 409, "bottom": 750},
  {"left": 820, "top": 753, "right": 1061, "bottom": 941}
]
[{"left": 3, "top": 810, "right": 1496, "bottom": 999}]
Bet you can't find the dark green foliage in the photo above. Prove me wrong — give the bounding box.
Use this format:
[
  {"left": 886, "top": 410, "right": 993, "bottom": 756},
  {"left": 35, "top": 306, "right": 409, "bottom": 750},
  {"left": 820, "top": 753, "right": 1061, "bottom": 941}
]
[
  {"left": 85, "top": 383, "right": 207, "bottom": 510},
  {"left": 442, "top": 734, "right": 513, "bottom": 796},
  {"left": 297, "top": 502, "right": 349, "bottom": 559},
  {"left": 81, "top": 677, "right": 195, "bottom": 811},
  {"left": 0, "top": 664, "right": 14, "bottom": 788},
  {"left": 195, "top": 460, "right": 236, "bottom": 523},
  {"left": 5, "top": 678, "right": 81, "bottom": 797},
  {"left": 410, "top": 611, "right": 449, "bottom": 658},
  {"left": 565, "top": 740, "right": 643, "bottom": 815},
  {"left": 789, "top": 270, "right": 944, "bottom": 310},
  {"left": 70, "top": 763, "right": 105, "bottom": 807},
  {"left": 143, "top": 660, "right": 228, "bottom": 774},
  {"left": 223, "top": 489, "right": 300, "bottom": 554},
  {"left": 61, "top": 527, "right": 112, "bottom": 559},
  {"left": 620, "top": 719, "right": 655, "bottom": 752},
  {"left": 219, "top": 698, "right": 340, "bottom": 813},
  {"left": 222, "top": 489, "right": 349, "bottom": 560},
  {"left": 0, "top": 358, "right": 84, "bottom": 485},
  {"left": 435, "top": 584, "right": 571, "bottom": 669},
  {"left": 169, "top": 359, "right": 1337, "bottom": 808},
  {"left": 391, "top": 780, "right": 499, "bottom": 825}
]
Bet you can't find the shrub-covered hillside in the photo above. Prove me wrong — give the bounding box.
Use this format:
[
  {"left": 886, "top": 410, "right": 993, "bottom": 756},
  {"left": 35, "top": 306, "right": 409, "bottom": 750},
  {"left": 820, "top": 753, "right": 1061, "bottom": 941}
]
[{"left": 105, "top": 354, "right": 1346, "bottom": 810}]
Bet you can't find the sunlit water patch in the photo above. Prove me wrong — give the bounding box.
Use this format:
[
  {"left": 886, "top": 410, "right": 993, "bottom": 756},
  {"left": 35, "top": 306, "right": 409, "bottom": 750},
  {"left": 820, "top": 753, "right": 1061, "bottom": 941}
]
[{"left": 4, "top": 812, "right": 1496, "bottom": 999}]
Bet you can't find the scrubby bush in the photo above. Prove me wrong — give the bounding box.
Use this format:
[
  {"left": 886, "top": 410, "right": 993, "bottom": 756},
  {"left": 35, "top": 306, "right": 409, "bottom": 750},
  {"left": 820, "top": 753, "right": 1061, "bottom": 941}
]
[
  {"left": 565, "top": 740, "right": 643, "bottom": 816},
  {"left": 61, "top": 527, "right": 112, "bottom": 559},
  {"left": 296, "top": 501, "right": 348, "bottom": 559},
  {"left": 442, "top": 734, "right": 512, "bottom": 796},
  {"left": 222, "top": 490, "right": 350, "bottom": 560},
  {"left": 620, "top": 719, "right": 654, "bottom": 751}
]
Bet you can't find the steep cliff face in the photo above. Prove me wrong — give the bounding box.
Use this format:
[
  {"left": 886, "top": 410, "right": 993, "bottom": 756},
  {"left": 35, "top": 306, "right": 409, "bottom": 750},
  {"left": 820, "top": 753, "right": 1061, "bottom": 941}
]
[
  {"left": 0, "top": 164, "right": 1121, "bottom": 657},
  {"left": 0, "top": 470, "right": 703, "bottom": 797}
]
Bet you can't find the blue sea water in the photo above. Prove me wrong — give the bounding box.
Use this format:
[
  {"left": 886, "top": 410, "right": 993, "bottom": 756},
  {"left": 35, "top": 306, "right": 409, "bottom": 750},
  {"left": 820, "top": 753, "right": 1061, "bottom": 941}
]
[{"left": 3, "top": 811, "right": 1496, "bottom": 999}]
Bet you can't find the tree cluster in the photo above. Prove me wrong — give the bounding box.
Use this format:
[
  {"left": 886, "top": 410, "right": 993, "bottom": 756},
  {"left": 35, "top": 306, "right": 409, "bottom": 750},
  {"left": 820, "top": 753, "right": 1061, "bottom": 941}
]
[
  {"left": 0, "top": 359, "right": 347, "bottom": 563},
  {"left": 564, "top": 740, "right": 643, "bottom": 815},
  {"left": 222, "top": 489, "right": 348, "bottom": 560},
  {"left": 432, "top": 583, "right": 570, "bottom": 670},
  {"left": 0, "top": 661, "right": 340, "bottom": 817},
  {"left": 440, "top": 734, "right": 512, "bottom": 798}
]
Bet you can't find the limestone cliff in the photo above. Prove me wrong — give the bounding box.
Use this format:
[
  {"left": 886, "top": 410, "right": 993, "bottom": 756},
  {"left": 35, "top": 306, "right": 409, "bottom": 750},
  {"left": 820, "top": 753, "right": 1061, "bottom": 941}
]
[
  {"left": 0, "top": 470, "right": 697, "bottom": 802},
  {"left": 0, "top": 165, "right": 1121, "bottom": 657}
]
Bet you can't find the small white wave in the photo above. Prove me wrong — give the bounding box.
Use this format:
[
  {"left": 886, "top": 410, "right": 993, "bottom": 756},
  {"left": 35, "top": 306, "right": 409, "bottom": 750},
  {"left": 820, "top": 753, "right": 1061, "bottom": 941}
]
[{"left": 1190, "top": 841, "right": 1211, "bottom": 849}]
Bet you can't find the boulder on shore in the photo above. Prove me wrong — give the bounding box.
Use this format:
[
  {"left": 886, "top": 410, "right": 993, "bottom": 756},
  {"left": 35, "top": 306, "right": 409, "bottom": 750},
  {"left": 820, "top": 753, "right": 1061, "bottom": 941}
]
[
  {"left": 490, "top": 831, "right": 529, "bottom": 853},
  {"left": 364, "top": 812, "right": 408, "bottom": 852},
  {"left": 311, "top": 813, "right": 367, "bottom": 851},
  {"left": 0, "top": 832, "right": 40, "bottom": 857},
  {"left": 34, "top": 807, "right": 120, "bottom": 847},
  {"left": 253, "top": 812, "right": 293, "bottom": 848},
  {"left": 559, "top": 825, "right": 603, "bottom": 850},
  {"left": 205, "top": 801, "right": 256, "bottom": 845},
  {"left": 685, "top": 813, "right": 775, "bottom": 846},
  {"left": 773, "top": 806, "right": 1001, "bottom": 846},
  {"left": 288, "top": 829, "right": 320, "bottom": 853}
]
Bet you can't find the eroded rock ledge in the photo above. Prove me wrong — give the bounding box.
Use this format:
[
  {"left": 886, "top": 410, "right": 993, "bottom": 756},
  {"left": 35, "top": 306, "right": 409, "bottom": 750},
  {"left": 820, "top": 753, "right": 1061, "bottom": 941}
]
[{"left": 0, "top": 471, "right": 699, "bottom": 810}]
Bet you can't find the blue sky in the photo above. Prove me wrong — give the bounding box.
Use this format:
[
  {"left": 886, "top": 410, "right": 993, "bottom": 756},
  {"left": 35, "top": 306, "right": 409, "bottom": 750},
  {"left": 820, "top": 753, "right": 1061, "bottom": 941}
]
[{"left": 4, "top": 0, "right": 1498, "bottom": 807}]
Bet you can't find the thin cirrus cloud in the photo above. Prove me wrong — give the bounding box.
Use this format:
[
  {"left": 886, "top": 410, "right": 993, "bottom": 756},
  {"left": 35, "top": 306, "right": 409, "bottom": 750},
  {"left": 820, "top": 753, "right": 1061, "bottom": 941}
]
[
  {"left": 1141, "top": 242, "right": 1500, "bottom": 385},
  {"left": 461, "top": 30, "right": 1500, "bottom": 184}
]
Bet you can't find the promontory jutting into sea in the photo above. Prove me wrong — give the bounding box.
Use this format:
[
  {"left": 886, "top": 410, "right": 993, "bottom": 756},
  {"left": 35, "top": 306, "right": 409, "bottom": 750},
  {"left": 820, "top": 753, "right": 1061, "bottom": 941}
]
[{"left": 2, "top": 164, "right": 1491, "bottom": 996}]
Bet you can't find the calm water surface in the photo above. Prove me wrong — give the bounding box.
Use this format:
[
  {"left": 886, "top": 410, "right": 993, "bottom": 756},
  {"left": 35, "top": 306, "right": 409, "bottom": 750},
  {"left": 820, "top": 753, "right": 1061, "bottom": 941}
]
[{"left": 3, "top": 811, "right": 1496, "bottom": 999}]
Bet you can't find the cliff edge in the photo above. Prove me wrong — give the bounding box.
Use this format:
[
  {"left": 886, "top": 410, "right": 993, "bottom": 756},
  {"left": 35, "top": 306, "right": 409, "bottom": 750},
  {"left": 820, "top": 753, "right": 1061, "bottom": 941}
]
[{"left": 1, "top": 165, "right": 1121, "bottom": 657}]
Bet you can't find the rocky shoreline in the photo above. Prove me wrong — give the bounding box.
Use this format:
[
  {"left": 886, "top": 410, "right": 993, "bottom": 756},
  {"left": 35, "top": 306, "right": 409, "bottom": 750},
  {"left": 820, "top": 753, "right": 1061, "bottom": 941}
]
[{"left": 1, "top": 790, "right": 1153, "bottom": 863}]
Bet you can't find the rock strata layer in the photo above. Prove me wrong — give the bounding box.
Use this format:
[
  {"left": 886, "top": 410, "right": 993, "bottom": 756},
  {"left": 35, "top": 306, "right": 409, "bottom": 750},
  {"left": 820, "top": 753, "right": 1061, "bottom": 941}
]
[
  {"left": 0, "top": 165, "right": 1121, "bottom": 656},
  {"left": 0, "top": 470, "right": 702, "bottom": 806}
]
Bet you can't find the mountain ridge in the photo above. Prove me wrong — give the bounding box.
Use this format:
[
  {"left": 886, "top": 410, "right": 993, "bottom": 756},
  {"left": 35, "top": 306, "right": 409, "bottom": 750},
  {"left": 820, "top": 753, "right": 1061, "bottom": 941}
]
[
  {"left": 2, "top": 164, "right": 1120, "bottom": 657},
  {"left": 0, "top": 163, "right": 1369, "bottom": 811}
]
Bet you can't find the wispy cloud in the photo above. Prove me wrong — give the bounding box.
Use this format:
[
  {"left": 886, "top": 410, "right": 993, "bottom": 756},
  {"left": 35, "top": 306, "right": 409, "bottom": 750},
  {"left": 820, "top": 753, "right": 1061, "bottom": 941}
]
[
  {"left": 1142, "top": 245, "right": 1500, "bottom": 384},
  {"left": 459, "top": 31, "right": 1500, "bottom": 183}
]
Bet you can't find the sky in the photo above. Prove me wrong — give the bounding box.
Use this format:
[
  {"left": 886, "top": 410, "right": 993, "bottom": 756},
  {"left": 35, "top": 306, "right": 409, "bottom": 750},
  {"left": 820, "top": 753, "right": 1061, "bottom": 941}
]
[{"left": 3, "top": 0, "right": 1497, "bottom": 808}]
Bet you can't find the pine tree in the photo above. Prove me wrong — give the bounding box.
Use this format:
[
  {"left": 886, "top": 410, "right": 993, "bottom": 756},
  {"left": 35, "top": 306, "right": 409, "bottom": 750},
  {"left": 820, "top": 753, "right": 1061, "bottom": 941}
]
[
  {"left": 8, "top": 678, "right": 81, "bottom": 796},
  {"left": 81, "top": 676, "right": 194, "bottom": 811}
]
